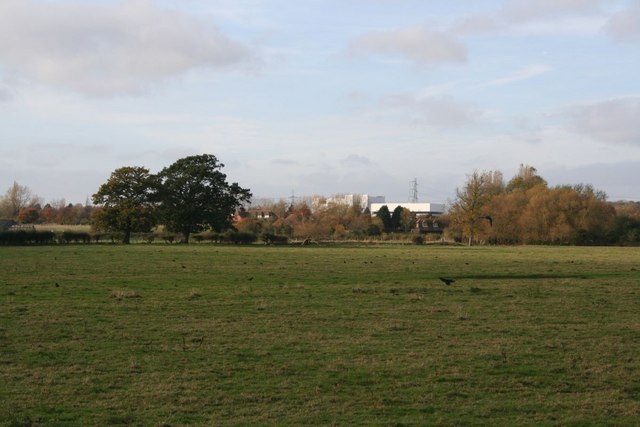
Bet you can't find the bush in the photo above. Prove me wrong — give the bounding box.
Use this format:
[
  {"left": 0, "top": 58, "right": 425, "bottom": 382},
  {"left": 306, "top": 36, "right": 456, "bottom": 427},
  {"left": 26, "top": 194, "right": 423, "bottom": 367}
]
[
  {"left": 412, "top": 235, "right": 424, "bottom": 245},
  {"left": 367, "top": 224, "right": 382, "bottom": 236},
  {"left": 60, "top": 231, "right": 91, "bottom": 244},
  {"left": 225, "top": 231, "right": 257, "bottom": 244},
  {"left": 0, "top": 230, "right": 56, "bottom": 245},
  {"left": 261, "top": 232, "right": 289, "bottom": 245}
]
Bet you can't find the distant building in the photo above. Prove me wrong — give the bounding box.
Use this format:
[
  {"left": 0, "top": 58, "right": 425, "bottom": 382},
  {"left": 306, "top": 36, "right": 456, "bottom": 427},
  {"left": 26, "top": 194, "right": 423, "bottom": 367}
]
[
  {"left": 0, "top": 219, "right": 15, "bottom": 231},
  {"left": 370, "top": 202, "right": 445, "bottom": 216},
  {"left": 314, "top": 194, "right": 386, "bottom": 212},
  {"left": 370, "top": 202, "right": 446, "bottom": 234},
  {"left": 234, "top": 207, "right": 277, "bottom": 222}
]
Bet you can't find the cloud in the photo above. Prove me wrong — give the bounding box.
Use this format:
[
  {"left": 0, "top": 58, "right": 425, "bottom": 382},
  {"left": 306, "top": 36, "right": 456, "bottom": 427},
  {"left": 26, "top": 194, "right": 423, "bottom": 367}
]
[
  {"left": 348, "top": 26, "right": 466, "bottom": 67},
  {"left": 503, "top": 0, "right": 607, "bottom": 22},
  {"left": 568, "top": 97, "right": 640, "bottom": 145},
  {"left": 0, "top": 86, "right": 12, "bottom": 102},
  {"left": 481, "top": 64, "right": 553, "bottom": 88},
  {"left": 380, "top": 94, "right": 481, "bottom": 128},
  {"left": 341, "top": 154, "right": 373, "bottom": 167},
  {"left": 452, "top": 0, "right": 609, "bottom": 37},
  {"left": 452, "top": 14, "right": 501, "bottom": 35},
  {"left": 605, "top": 4, "right": 640, "bottom": 42},
  {"left": 270, "top": 159, "right": 298, "bottom": 166},
  {"left": 0, "top": 0, "right": 254, "bottom": 96}
]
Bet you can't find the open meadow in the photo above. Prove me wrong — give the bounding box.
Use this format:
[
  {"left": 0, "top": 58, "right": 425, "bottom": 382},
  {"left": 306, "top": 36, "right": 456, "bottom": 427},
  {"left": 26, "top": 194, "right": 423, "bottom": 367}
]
[{"left": 1, "top": 244, "right": 639, "bottom": 425}]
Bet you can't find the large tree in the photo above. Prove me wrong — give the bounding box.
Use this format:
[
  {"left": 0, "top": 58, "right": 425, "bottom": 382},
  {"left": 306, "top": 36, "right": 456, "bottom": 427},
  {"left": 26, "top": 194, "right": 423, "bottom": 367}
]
[
  {"left": 157, "top": 154, "right": 251, "bottom": 243},
  {"left": 0, "top": 182, "right": 41, "bottom": 219},
  {"left": 92, "top": 166, "right": 159, "bottom": 244},
  {"left": 449, "top": 170, "right": 496, "bottom": 246}
]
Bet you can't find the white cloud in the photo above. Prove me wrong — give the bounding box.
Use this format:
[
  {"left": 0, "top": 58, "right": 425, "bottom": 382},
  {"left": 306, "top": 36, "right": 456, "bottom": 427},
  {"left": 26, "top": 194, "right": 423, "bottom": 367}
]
[
  {"left": 605, "top": 4, "right": 640, "bottom": 42},
  {"left": 503, "top": 0, "right": 608, "bottom": 22},
  {"left": 481, "top": 64, "right": 553, "bottom": 88},
  {"left": 451, "top": 0, "right": 610, "bottom": 37},
  {"left": 0, "top": 0, "right": 254, "bottom": 96},
  {"left": 452, "top": 14, "right": 501, "bottom": 35},
  {"left": 341, "top": 154, "right": 373, "bottom": 167},
  {"left": 380, "top": 94, "right": 481, "bottom": 128},
  {"left": 348, "top": 26, "right": 466, "bottom": 67},
  {"left": 270, "top": 159, "right": 298, "bottom": 166},
  {"left": 569, "top": 97, "right": 640, "bottom": 145},
  {"left": 0, "top": 85, "right": 13, "bottom": 102}
]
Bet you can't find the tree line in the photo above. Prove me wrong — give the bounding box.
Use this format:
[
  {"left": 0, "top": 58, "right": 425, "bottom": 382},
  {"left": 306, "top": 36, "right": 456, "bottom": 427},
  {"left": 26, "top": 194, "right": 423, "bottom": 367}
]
[
  {"left": 2, "top": 159, "right": 640, "bottom": 246},
  {"left": 0, "top": 182, "right": 94, "bottom": 225},
  {"left": 446, "top": 164, "right": 640, "bottom": 246}
]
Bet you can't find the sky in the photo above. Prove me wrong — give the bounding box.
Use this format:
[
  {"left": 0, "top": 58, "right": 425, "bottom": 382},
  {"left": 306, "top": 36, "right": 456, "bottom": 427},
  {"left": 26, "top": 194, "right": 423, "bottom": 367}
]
[{"left": 1, "top": 0, "right": 639, "bottom": 205}]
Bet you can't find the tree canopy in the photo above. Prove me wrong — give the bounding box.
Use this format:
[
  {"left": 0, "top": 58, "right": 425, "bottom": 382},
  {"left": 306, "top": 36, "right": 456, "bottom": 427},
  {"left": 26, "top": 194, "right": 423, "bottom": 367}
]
[
  {"left": 446, "top": 165, "right": 619, "bottom": 245},
  {"left": 92, "top": 166, "right": 159, "bottom": 244},
  {"left": 448, "top": 170, "right": 497, "bottom": 246},
  {"left": 156, "top": 154, "right": 252, "bottom": 243}
]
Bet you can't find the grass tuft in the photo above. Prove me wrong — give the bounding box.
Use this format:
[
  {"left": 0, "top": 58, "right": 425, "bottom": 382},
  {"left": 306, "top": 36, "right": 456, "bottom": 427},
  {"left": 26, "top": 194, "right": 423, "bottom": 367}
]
[{"left": 109, "top": 289, "right": 140, "bottom": 300}]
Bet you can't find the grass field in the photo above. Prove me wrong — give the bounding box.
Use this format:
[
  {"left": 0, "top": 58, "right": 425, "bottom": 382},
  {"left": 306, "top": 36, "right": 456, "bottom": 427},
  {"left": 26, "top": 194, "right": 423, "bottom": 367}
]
[{"left": 1, "top": 244, "right": 639, "bottom": 425}]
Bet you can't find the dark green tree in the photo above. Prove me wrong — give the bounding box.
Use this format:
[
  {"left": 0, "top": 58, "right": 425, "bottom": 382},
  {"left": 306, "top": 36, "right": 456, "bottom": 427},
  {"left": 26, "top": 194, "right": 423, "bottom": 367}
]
[
  {"left": 92, "top": 166, "right": 159, "bottom": 244},
  {"left": 375, "top": 205, "right": 393, "bottom": 232},
  {"left": 390, "top": 205, "right": 405, "bottom": 231},
  {"left": 157, "top": 154, "right": 252, "bottom": 243}
]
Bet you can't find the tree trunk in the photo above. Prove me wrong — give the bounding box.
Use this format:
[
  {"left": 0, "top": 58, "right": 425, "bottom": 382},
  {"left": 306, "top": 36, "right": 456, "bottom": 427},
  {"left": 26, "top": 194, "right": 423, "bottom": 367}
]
[
  {"left": 123, "top": 230, "right": 131, "bottom": 244},
  {"left": 181, "top": 231, "right": 190, "bottom": 244}
]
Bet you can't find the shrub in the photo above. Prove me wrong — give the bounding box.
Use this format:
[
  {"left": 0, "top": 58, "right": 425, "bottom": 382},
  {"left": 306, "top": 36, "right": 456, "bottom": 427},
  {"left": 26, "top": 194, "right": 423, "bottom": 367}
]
[
  {"left": 195, "top": 231, "right": 224, "bottom": 243},
  {"left": 261, "top": 232, "right": 289, "bottom": 245},
  {"left": 0, "top": 230, "right": 56, "bottom": 245},
  {"left": 61, "top": 231, "right": 91, "bottom": 244},
  {"left": 225, "top": 231, "right": 257, "bottom": 244},
  {"left": 412, "top": 235, "right": 425, "bottom": 245}
]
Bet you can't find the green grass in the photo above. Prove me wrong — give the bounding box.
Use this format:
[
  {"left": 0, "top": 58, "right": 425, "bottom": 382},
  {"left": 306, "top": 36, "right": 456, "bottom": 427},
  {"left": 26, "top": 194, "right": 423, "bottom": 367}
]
[{"left": 1, "top": 244, "right": 639, "bottom": 425}]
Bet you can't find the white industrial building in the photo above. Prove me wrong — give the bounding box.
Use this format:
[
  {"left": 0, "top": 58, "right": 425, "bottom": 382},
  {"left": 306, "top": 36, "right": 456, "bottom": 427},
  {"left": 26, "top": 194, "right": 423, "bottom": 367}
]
[{"left": 370, "top": 202, "right": 445, "bottom": 216}]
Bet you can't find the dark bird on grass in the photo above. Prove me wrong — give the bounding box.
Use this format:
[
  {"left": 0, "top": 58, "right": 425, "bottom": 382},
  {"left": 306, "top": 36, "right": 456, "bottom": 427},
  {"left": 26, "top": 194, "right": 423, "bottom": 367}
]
[
  {"left": 482, "top": 215, "right": 493, "bottom": 227},
  {"left": 248, "top": 277, "right": 254, "bottom": 281},
  {"left": 439, "top": 277, "right": 456, "bottom": 286}
]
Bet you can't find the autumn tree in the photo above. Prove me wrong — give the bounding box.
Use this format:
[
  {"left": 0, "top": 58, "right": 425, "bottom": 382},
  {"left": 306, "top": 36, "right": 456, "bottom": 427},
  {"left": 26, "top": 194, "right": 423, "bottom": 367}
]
[
  {"left": 506, "top": 164, "right": 547, "bottom": 193},
  {"left": 157, "top": 154, "right": 251, "bottom": 243},
  {"left": 0, "top": 182, "right": 41, "bottom": 219},
  {"left": 449, "top": 170, "right": 497, "bottom": 246},
  {"left": 483, "top": 169, "right": 616, "bottom": 245},
  {"left": 92, "top": 166, "right": 159, "bottom": 244},
  {"left": 17, "top": 207, "right": 40, "bottom": 224}
]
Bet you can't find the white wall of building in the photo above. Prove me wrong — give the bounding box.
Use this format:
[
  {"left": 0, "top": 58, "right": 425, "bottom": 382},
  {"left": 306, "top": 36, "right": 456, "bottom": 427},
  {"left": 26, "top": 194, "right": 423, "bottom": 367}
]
[
  {"left": 370, "top": 202, "right": 445, "bottom": 215},
  {"left": 318, "top": 194, "right": 386, "bottom": 212}
]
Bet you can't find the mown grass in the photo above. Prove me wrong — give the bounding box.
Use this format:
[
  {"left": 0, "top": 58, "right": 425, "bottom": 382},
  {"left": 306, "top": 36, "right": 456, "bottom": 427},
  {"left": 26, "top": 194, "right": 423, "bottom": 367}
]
[{"left": 1, "top": 244, "right": 639, "bottom": 425}]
